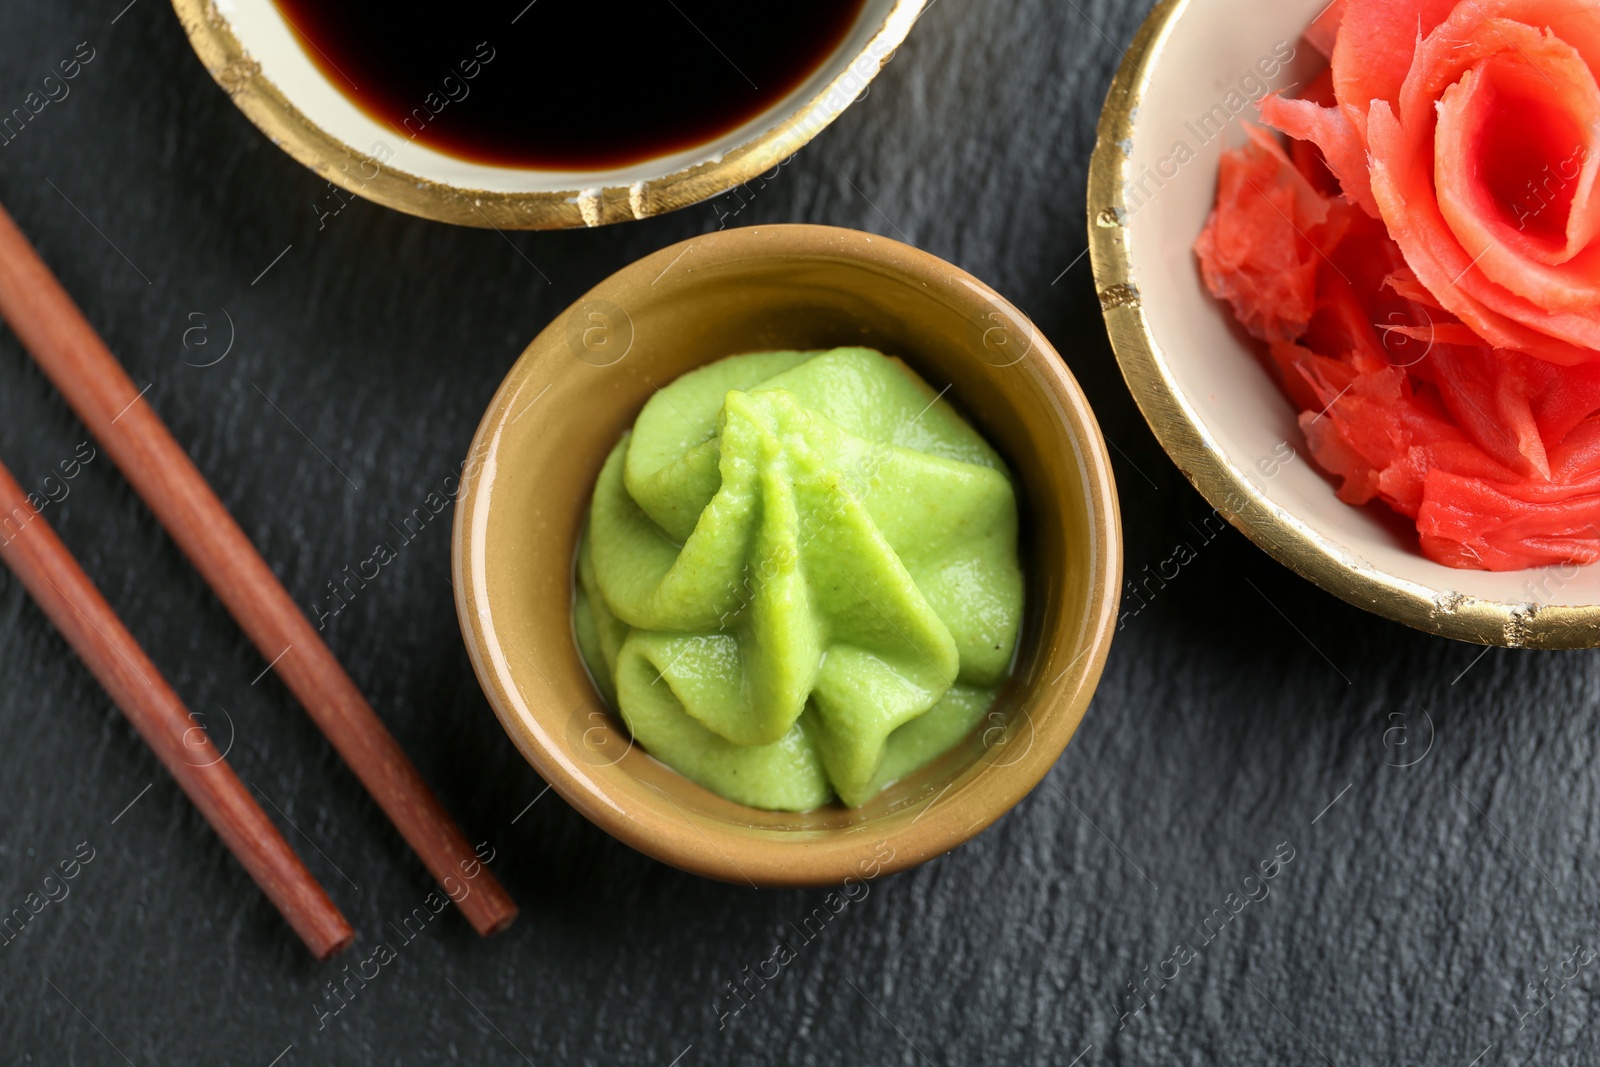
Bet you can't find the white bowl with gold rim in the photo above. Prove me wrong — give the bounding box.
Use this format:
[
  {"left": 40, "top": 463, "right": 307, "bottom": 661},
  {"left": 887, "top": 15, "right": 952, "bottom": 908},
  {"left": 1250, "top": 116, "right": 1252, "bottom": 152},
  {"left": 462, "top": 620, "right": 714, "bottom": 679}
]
[
  {"left": 171, "top": 0, "right": 924, "bottom": 229},
  {"left": 1088, "top": 0, "right": 1600, "bottom": 649}
]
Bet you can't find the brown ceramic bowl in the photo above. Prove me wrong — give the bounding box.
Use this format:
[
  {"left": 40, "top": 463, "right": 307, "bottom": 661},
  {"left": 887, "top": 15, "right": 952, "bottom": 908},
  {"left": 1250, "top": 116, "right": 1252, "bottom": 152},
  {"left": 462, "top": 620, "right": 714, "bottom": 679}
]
[{"left": 453, "top": 224, "right": 1121, "bottom": 886}]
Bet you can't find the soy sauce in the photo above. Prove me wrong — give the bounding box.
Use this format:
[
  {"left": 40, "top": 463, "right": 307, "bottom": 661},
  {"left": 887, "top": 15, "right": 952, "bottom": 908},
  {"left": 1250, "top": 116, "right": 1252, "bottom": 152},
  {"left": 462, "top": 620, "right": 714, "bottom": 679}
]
[{"left": 272, "top": 0, "right": 869, "bottom": 171}]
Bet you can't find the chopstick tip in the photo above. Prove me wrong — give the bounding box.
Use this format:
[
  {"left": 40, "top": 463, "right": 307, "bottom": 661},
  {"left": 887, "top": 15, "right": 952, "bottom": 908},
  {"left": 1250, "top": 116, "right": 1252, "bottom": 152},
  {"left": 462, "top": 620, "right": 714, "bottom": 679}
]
[{"left": 313, "top": 926, "right": 357, "bottom": 961}]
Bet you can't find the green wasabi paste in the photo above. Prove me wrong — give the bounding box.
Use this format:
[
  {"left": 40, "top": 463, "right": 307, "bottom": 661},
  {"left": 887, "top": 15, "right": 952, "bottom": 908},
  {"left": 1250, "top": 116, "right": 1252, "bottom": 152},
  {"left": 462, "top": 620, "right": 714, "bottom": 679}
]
[{"left": 574, "top": 347, "right": 1023, "bottom": 811}]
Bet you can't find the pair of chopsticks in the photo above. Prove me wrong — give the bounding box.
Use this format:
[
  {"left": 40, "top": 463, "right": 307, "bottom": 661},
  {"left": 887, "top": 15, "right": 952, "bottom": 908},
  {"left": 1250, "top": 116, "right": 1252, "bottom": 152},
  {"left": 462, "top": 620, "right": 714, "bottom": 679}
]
[{"left": 0, "top": 202, "right": 517, "bottom": 956}]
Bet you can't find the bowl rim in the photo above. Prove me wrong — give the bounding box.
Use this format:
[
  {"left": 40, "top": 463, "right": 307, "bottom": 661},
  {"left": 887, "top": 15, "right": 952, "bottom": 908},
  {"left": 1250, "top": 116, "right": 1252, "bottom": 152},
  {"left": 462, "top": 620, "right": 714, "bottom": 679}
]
[
  {"left": 451, "top": 223, "right": 1123, "bottom": 885},
  {"left": 169, "top": 0, "right": 926, "bottom": 230},
  {"left": 1087, "top": 0, "right": 1600, "bottom": 650}
]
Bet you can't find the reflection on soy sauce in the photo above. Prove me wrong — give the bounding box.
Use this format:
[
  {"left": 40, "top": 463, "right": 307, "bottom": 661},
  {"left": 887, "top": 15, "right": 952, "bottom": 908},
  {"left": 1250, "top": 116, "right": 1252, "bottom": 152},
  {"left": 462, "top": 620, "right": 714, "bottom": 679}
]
[{"left": 271, "top": 0, "right": 868, "bottom": 171}]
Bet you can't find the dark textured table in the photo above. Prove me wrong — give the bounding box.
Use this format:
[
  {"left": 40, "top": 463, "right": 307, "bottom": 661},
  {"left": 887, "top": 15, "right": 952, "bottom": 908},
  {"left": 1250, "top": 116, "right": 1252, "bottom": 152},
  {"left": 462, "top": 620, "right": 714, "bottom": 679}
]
[{"left": 0, "top": 1, "right": 1589, "bottom": 1063}]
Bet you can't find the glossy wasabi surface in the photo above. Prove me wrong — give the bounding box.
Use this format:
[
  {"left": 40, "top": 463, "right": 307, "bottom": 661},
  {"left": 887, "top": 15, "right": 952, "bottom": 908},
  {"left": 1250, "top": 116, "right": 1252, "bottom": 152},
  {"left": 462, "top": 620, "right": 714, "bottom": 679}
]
[{"left": 574, "top": 348, "right": 1024, "bottom": 810}]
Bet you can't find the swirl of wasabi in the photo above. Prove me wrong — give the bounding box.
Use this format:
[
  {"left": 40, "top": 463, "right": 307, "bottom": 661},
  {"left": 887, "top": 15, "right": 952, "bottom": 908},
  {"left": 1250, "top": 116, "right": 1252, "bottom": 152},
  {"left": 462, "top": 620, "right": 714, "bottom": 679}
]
[{"left": 574, "top": 348, "right": 1023, "bottom": 810}]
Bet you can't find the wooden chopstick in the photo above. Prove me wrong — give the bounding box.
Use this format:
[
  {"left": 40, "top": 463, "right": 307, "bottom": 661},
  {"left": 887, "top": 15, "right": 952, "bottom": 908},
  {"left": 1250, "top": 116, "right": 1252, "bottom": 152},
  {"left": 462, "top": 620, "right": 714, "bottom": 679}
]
[
  {"left": 0, "top": 202, "right": 518, "bottom": 937},
  {"left": 0, "top": 460, "right": 355, "bottom": 959}
]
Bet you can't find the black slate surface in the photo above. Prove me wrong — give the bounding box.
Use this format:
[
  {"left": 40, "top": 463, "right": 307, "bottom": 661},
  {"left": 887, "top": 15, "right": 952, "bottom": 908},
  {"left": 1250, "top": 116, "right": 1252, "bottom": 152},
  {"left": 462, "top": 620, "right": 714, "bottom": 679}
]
[{"left": 0, "top": 1, "right": 1592, "bottom": 1064}]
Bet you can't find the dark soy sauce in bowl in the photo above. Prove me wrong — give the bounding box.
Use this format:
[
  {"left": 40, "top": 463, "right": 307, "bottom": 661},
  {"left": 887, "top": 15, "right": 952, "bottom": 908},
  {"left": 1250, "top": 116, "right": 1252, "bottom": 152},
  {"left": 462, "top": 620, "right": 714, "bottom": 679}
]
[{"left": 271, "top": 0, "right": 870, "bottom": 171}]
